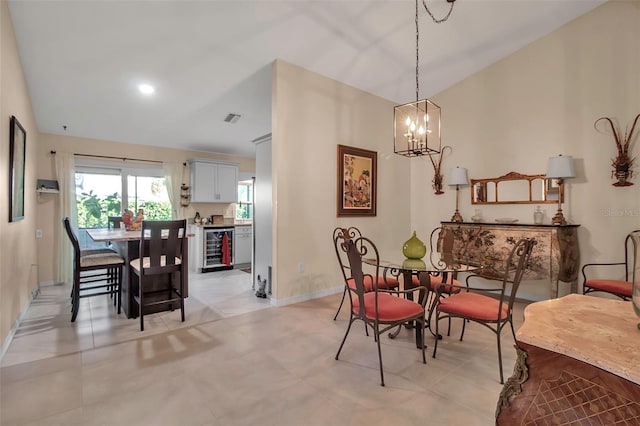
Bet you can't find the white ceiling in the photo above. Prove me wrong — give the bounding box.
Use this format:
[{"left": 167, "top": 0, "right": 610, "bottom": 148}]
[{"left": 8, "top": 0, "right": 606, "bottom": 158}]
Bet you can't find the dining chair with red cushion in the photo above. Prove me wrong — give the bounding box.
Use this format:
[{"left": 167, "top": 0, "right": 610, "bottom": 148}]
[
  {"left": 432, "top": 238, "right": 536, "bottom": 384},
  {"left": 335, "top": 236, "right": 428, "bottom": 387},
  {"left": 332, "top": 227, "right": 399, "bottom": 320},
  {"left": 411, "top": 227, "right": 465, "bottom": 335},
  {"left": 581, "top": 230, "right": 640, "bottom": 300}
]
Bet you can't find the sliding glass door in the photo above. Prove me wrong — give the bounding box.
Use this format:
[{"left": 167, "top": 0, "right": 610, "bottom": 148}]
[{"left": 76, "top": 162, "right": 171, "bottom": 230}]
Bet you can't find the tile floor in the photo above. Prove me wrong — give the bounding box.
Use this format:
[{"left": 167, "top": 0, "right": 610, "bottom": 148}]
[{"left": 0, "top": 270, "right": 529, "bottom": 426}]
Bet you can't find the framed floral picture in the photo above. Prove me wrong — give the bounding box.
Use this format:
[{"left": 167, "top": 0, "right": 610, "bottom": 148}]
[
  {"left": 9, "top": 116, "right": 26, "bottom": 222},
  {"left": 337, "top": 144, "right": 377, "bottom": 217}
]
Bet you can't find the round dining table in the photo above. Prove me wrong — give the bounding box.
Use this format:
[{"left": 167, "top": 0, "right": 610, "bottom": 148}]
[{"left": 364, "top": 251, "right": 481, "bottom": 338}]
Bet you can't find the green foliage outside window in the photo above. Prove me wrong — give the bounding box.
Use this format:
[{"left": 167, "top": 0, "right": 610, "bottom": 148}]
[
  {"left": 77, "top": 191, "right": 171, "bottom": 228},
  {"left": 138, "top": 201, "right": 172, "bottom": 220},
  {"left": 236, "top": 203, "right": 252, "bottom": 220},
  {"left": 77, "top": 191, "right": 121, "bottom": 228}
]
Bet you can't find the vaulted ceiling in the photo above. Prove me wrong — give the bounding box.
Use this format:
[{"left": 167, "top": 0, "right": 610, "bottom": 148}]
[{"left": 8, "top": 0, "right": 606, "bottom": 158}]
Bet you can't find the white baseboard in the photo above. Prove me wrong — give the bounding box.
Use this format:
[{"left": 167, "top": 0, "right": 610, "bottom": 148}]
[
  {"left": 270, "top": 286, "right": 342, "bottom": 307},
  {"left": 0, "top": 285, "right": 41, "bottom": 362}
]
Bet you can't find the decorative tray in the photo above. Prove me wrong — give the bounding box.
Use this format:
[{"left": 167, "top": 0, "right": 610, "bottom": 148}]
[{"left": 495, "top": 218, "right": 519, "bottom": 223}]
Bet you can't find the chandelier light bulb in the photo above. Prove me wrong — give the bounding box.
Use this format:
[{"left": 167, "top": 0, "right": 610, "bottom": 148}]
[
  {"left": 405, "top": 117, "right": 412, "bottom": 127},
  {"left": 418, "top": 126, "right": 425, "bottom": 135},
  {"left": 410, "top": 122, "right": 416, "bottom": 132},
  {"left": 424, "top": 113, "right": 429, "bottom": 122}
]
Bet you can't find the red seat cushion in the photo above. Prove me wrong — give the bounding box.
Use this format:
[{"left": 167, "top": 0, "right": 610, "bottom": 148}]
[
  {"left": 347, "top": 276, "right": 399, "bottom": 292},
  {"left": 438, "top": 292, "right": 509, "bottom": 321},
  {"left": 411, "top": 275, "right": 461, "bottom": 293},
  {"left": 585, "top": 279, "right": 632, "bottom": 297},
  {"left": 352, "top": 292, "right": 424, "bottom": 322}
]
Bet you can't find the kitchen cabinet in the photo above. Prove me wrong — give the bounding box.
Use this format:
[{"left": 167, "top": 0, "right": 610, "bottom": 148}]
[
  {"left": 188, "top": 159, "right": 238, "bottom": 203},
  {"left": 234, "top": 225, "right": 252, "bottom": 266}
]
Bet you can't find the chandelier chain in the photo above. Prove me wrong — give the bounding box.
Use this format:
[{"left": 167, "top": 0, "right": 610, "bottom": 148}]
[
  {"left": 415, "top": 0, "right": 455, "bottom": 103},
  {"left": 422, "top": 0, "right": 456, "bottom": 24},
  {"left": 415, "top": 0, "right": 419, "bottom": 103}
]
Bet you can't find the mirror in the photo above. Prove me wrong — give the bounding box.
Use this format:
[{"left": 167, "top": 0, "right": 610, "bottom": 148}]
[{"left": 471, "top": 172, "right": 561, "bottom": 205}]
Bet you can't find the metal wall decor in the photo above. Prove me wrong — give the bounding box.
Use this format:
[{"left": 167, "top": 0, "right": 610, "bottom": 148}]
[{"left": 594, "top": 113, "right": 640, "bottom": 187}]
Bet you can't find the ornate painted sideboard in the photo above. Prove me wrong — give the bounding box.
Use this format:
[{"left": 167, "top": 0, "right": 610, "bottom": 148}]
[
  {"left": 495, "top": 294, "right": 640, "bottom": 424},
  {"left": 440, "top": 221, "right": 580, "bottom": 298}
]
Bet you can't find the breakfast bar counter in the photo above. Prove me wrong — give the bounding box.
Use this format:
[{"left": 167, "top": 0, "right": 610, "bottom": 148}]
[{"left": 496, "top": 294, "right": 640, "bottom": 424}]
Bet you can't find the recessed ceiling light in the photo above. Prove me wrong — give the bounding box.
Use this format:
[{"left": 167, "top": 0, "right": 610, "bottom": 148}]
[{"left": 138, "top": 84, "right": 155, "bottom": 95}]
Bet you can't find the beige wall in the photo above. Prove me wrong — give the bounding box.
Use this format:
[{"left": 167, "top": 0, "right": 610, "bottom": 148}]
[
  {"left": 0, "top": 0, "right": 40, "bottom": 345},
  {"left": 2, "top": 0, "right": 638, "bottom": 345},
  {"left": 412, "top": 0, "right": 640, "bottom": 298},
  {"left": 271, "top": 60, "right": 413, "bottom": 303},
  {"left": 35, "top": 133, "right": 255, "bottom": 283}
]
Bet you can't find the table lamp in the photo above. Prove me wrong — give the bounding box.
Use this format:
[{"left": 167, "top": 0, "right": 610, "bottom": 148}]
[
  {"left": 448, "top": 166, "right": 468, "bottom": 222},
  {"left": 546, "top": 155, "right": 575, "bottom": 225}
]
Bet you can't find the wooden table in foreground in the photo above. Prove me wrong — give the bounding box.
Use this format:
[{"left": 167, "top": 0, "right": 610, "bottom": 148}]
[
  {"left": 86, "top": 228, "right": 190, "bottom": 319},
  {"left": 496, "top": 294, "right": 640, "bottom": 424}
]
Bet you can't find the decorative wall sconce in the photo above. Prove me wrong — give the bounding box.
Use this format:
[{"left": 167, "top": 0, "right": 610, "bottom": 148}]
[
  {"left": 428, "top": 145, "right": 452, "bottom": 195},
  {"left": 594, "top": 113, "right": 639, "bottom": 187}
]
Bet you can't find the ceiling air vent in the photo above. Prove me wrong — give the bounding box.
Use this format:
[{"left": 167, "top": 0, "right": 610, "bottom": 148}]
[{"left": 224, "top": 113, "right": 241, "bottom": 123}]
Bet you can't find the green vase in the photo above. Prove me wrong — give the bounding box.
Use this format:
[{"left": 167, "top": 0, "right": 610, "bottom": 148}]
[{"left": 403, "top": 231, "right": 426, "bottom": 259}]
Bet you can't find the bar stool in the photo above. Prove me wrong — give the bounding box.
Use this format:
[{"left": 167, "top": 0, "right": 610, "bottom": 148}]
[
  {"left": 130, "top": 219, "right": 187, "bottom": 331},
  {"left": 63, "top": 217, "right": 125, "bottom": 322}
]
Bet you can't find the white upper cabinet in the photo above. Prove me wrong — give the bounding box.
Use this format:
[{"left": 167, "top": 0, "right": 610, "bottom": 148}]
[{"left": 189, "top": 159, "right": 238, "bottom": 203}]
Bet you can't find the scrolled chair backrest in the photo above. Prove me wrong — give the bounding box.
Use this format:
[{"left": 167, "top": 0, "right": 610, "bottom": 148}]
[
  {"left": 502, "top": 238, "right": 536, "bottom": 308},
  {"left": 342, "top": 236, "right": 381, "bottom": 315},
  {"left": 333, "top": 227, "right": 363, "bottom": 279}
]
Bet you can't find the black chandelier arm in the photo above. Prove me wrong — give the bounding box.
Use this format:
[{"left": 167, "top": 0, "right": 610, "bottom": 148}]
[{"left": 422, "top": 0, "right": 456, "bottom": 24}]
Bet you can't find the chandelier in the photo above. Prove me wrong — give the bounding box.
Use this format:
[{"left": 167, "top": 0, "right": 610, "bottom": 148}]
[{"left": 394, "top": 0, "right": 456, "bottom": 158}]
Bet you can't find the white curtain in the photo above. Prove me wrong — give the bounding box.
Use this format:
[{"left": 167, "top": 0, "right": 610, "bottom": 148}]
[
  {"left": 163, "top": 162, "right": 184, "bottom": 219},
  {"left": 55, "top": 152, "right": 77, "bottom": 285}
]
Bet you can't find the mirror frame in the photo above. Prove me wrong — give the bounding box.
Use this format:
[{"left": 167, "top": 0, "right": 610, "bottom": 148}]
[{"left": 470, "top": 171, "right": 562, "bottom": 205}]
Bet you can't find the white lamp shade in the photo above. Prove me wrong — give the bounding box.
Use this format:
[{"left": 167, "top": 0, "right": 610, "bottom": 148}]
[
  {"left": 546, "top": 155, "right": 575, "bottom": 179},
  {"left": 448, "top": 167, "right": 468, "bottom": 186}
]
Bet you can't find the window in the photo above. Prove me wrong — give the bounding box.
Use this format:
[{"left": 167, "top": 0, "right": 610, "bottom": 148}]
[
  {"left": 236, "top": 180, "right": 253, "bottom": 221},
  {"left": 75, "top": 161, "right": 172, "bottom": 229}
]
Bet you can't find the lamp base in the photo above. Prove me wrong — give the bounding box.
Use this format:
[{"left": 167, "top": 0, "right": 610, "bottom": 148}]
[
  {"left": 451, "top": 211, "right": 463, "bottom": 223},
  {"left": 551, "top": 210, "right": 567, "bottom": 226}
]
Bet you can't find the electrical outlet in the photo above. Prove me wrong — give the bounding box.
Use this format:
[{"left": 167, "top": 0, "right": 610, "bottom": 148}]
[{"left": 35, "top": 229, "right": 43, "bottom": 238}]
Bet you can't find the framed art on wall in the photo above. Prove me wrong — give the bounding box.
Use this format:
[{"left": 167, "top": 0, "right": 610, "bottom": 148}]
[
  {"left": 337, "top": 144, "right": 377, "bottom": 217},
  {"left": 9, "top": 115, "right": 26, "bottom": 222}
]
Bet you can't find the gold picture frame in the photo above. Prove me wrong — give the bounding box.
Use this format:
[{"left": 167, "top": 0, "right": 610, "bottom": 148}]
[{"left": 337, "top": 144, "right": 377, "bottom": 217}]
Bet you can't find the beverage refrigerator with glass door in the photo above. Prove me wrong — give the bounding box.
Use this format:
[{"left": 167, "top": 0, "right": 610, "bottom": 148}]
[{"left": 198, "top": 226, "right": 234, "bottom": 272}]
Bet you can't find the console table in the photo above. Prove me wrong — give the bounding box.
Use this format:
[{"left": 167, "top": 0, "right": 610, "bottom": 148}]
[
  {"left": 441, "top": 221, "right": 580, "bottom": 299},
  {"left": 495, "top": 294, "right": 640, "bottom": 424}
]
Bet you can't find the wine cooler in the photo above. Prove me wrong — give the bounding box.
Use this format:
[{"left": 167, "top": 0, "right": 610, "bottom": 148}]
[{"left": 201, "top": 227, "right": 234, "bottom": 272}]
